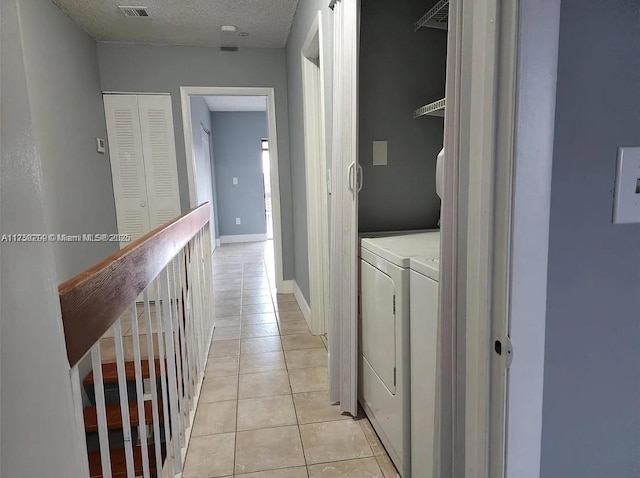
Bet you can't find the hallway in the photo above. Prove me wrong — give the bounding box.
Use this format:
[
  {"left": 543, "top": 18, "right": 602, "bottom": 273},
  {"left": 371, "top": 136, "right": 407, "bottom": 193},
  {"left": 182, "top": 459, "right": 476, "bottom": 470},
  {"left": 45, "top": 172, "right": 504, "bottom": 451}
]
[{"left": 182, "top": 242, "right": 398, "bottom": 477}]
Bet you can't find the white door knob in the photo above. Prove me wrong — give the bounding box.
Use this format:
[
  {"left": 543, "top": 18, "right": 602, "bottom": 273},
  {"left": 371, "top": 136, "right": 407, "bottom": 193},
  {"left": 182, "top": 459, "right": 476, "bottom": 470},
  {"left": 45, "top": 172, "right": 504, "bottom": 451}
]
[{"left": 140, "top": 201, "right": 146, "bottom": 207}]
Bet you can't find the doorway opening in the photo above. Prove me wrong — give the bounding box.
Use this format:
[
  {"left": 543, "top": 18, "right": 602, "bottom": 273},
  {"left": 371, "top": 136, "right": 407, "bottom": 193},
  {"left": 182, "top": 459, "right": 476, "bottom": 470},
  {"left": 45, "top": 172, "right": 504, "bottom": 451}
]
[{"left": 181, "top": 87, "right": 286, "bottom": 293}]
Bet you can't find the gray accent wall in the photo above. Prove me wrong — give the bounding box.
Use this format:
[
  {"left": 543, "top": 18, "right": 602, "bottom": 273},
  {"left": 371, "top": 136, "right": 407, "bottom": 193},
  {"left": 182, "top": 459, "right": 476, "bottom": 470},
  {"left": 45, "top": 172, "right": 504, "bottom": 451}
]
[
  {"left": 358, "top": 0, "right": 447, "bottom": 232},
  {"left": 190, "top": 97, "right": 220, "bottom": 241},
  {"left": 540, "top": 2, "right": 640, "bottom": 477},
  {"left": 18, "top": 0, "right": 118, "bottom": 281},
  {"left": 96, "top": 43, "right": 295, "bottom": 280},
  {"left": 285, "top": 0, "right": 334, "bottom": 303},
  {"left": 210, "top": 112, "right": 269, "bottom": 237},
  {"left": 1, "top": 0, "right": 91, "bottom": 475}
]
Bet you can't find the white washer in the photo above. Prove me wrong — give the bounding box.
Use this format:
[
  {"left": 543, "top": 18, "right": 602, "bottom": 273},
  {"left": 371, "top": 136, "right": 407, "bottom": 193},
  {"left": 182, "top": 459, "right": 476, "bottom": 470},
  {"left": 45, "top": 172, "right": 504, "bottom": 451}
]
[
  {"left": 359, "top": 231, "right": 440, "bottom": 477},
  {"left": 409, "top": 256, "right": 440, "bottom": 478}
]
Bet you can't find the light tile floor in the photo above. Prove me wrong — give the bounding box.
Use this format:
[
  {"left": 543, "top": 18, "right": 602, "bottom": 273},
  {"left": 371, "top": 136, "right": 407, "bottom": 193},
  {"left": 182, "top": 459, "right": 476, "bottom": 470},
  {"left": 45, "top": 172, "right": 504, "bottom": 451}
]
[{"left": 182, "top": 241, "right": 400, "bottom": 478}]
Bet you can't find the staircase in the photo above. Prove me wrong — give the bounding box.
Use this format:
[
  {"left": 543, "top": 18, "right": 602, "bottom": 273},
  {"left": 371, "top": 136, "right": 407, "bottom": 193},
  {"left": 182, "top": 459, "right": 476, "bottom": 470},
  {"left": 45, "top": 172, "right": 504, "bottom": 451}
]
[
  {"left": 83, "top": 358, "right": 164, "bottom": 478},
  {"left": 58, "top": 203, "right": 214, "bottom": 478}
]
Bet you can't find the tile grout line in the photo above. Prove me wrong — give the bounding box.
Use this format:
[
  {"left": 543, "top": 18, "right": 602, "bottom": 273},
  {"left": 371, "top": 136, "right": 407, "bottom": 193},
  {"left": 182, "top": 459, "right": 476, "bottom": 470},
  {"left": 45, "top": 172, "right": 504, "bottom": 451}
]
[
  {"left": 264, "top": 249, "right": 311, "bottom": 477},
  {"left": 230, "top": 244, "right": 253, "bottom": 475}
]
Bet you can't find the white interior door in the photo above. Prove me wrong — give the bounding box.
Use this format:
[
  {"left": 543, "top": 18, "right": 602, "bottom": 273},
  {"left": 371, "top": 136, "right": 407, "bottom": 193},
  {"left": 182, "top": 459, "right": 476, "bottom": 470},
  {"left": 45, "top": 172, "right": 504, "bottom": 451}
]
[
  {"left": 103, "top": 94, "right": 151, "bottom": 246},
  {"left": 198, "top": 126, "right": 216, "bottom": 252},
  {"left": 328, "top": 0, "right": 361, "bottom": 416},
  {"left": 137, "top": 95, "right": 181, "bottom": 230}
]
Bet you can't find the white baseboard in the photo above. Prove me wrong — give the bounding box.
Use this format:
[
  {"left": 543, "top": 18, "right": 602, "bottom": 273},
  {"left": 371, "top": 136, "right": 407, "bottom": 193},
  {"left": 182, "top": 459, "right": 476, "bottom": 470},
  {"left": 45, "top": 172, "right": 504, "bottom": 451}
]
[
  {"left": 219, "top": 233, "right": 268, "bottom": 244},
  {"left": 277, "top": 280, "right": 294, "bottom": 294},
  {"left": 293, "top": 281, "right": 311, "bottom": 323}
]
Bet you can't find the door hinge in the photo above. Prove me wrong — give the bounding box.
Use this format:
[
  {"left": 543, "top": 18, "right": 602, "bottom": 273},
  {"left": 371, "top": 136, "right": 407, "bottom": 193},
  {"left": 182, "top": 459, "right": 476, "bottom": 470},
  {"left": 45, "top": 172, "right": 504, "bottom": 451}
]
[
  {"left": 393, "top": 367, "right": 397, "bottom": 386},
  {"left": 392, "top": 295, "right": 396, "bottom": 315},
  {"left": 493, "top": 335, "right": 513, "bottom": 369}
]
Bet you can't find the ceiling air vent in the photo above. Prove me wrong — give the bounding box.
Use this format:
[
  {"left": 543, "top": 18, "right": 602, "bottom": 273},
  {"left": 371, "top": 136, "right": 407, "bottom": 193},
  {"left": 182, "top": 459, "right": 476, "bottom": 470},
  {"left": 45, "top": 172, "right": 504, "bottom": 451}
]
[{"left": 119, "top": 6, "right": 150, "bottom": 17}]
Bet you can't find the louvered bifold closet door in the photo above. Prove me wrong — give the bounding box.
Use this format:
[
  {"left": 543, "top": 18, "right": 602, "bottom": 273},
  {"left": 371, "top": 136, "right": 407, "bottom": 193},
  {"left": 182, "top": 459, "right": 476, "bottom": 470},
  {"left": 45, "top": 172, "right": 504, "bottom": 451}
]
[
  {"left": 329, "top": 0, "right": 361, "bottom": 417},
  {"left": 137, "top": 95, "right": 181, "bottom": 230},
  {"left": 104, "top": 94, "right": 151, "bottom": 246}
]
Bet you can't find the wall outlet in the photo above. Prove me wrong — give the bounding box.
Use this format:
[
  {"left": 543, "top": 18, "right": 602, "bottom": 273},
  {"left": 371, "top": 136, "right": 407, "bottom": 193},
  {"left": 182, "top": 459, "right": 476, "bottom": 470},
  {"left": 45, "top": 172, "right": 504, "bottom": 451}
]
[
  {"left": 236, "top": 218, "right": 241, "bottom": 225},
  {"left": 233, "top": 177, "right": 238, "bottom": 185}
]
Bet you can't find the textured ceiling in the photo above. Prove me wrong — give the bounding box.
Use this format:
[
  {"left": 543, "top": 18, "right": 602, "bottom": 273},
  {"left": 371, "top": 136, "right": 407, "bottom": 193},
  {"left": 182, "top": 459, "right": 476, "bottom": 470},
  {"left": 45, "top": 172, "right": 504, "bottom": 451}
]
[
  {"left": 204, "top": 96, "right": 267, "bottom": 111},
  {"left": 53, "top": 0, "right": 300, "bottom": 48}
]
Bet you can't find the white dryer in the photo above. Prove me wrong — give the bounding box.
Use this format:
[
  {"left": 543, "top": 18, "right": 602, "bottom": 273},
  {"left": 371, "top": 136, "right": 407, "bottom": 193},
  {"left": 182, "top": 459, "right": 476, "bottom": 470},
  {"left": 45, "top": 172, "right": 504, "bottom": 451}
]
[
  {"left": 409, "top": 256, "right": 440, "bottom": 477},
  {"left": 359, "top": 231, "right": 440, "bottom": 477}
]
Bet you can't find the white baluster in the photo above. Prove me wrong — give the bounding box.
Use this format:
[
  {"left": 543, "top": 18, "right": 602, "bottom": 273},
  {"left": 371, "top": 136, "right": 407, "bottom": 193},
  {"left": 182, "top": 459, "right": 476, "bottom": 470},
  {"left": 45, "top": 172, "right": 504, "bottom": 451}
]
[
  {"left": 176, "top": 249, "right": 194, "bottom": 410},
  {"left": 70, "top": 365, "right": 92, "bottom": 478},
  {"left": 114, "top": 316, "right": 135, "bottom": 478},
  {"left": 154, "top": 279, "right": 174, "bottom": 476},
  {"left": 130, "top": 302, "right": 151, "bottom": 477},
  {"left": 169, "top": 258, "right": 186, "bottom": 445},
  {"left": 201, "top": 230, "right": 212, "bottom": 359},
  {"left": 204, "top": 225, "right": 215, "bottom": 342},
  {"left": 160, "top": 267, "right": 183, "bottom": 474},
  {"left": 194, "top": 238, "right": 204, "bottom": 387},
  {"left": 142, "top": 289, "right": 163, "bottom": 475},
  {"left": 91, "top": 343, "right": 113, "bottom": 478},
  {"left": 188, "top": 239, "right": 203, "bottom": 380},
  {"left": 194, "top": 235, "right": 205, "bottom": 374}
]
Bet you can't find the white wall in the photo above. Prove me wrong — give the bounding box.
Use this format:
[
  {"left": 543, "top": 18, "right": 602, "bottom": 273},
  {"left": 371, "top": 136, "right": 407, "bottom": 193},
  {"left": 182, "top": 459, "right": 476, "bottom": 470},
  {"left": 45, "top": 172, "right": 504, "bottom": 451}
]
[{"left": 0, "top": 0, "right": 87, "bottom": 475}]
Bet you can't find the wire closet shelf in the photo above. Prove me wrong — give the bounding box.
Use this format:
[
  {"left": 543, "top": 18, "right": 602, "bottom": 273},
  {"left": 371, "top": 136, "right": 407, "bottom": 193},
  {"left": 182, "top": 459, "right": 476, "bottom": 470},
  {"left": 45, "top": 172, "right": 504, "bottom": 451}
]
[{"left": 415, "top": 0, "right": 449, "bottom": 31}]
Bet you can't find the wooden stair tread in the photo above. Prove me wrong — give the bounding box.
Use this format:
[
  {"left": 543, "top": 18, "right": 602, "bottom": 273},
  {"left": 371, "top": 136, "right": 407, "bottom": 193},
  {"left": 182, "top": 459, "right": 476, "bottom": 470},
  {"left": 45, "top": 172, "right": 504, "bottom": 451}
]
[
  {"left": 84, "top": 359, "right": 162, "bottom": 386},
  {"left": 88, "top": 445, "right": 157, "bottom": 478},
  {"left": 84, "top": 400, "right": 162, "bottom": 432}
]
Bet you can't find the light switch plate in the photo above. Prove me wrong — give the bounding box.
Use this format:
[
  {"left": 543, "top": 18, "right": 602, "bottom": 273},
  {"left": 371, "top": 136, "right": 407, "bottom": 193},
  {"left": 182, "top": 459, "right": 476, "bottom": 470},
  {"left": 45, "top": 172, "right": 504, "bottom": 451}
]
[
  {"left": 96, "top": 138, "right": 106, "bottom": 154},
  {"left": 233, "top": 177, "right": 238, "bottom": 185},
  {"left": 613, "top": 147, "right": 640, "bottom": 224},
  {"left": 235, "top": 217, "right": 241, "bottom": 225},
  {"left": 373, "top": 141, "right": 388, "bottom": 166}
]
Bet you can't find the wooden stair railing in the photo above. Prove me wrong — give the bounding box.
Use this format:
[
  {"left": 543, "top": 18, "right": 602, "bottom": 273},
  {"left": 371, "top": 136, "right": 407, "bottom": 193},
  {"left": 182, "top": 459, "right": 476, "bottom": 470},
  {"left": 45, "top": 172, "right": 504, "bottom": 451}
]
[
  {"left": 59, "top": 203, "right": 210, "bottom": 367},
  {"left": 59, "top": 203, "right": 214, "bottom": 478}
]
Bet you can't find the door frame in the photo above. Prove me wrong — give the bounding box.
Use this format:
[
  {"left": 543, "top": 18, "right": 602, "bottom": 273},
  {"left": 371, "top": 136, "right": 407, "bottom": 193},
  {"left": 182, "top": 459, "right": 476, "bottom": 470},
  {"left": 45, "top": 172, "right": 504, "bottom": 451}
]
[
  {"left": 301, "top": 11, "right": 330, "bottom": 336},
  {"left": 454, "top": 1, "right": 561, "bottom": 477},
  {"left": 180, "top": 87, "right": 287, "bottom": 292},
  {"left": 438, "top": 0, "right": 462, "bottom": 476}
]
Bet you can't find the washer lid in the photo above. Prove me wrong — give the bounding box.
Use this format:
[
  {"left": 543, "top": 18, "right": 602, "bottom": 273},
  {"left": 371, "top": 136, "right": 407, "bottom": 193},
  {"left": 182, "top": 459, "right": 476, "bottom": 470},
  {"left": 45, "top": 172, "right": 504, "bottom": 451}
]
[
  {"left": 360, "top": 231, "right": 440, "bottom": 268},
  {"left": 410, "top": 256, "right": 440, "bottom": 280}
]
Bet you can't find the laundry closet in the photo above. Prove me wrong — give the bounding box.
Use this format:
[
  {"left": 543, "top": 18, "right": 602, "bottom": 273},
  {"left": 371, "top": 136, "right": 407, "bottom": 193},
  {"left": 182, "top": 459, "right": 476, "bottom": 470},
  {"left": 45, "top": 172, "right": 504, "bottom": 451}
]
[{"left": 356, "top": 1, "right": 448, "bottom": 477}]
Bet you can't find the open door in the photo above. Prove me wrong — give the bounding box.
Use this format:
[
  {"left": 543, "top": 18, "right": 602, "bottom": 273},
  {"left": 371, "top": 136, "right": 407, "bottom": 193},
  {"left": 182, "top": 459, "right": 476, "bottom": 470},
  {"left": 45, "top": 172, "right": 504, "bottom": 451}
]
[{"left": 328, "top": 0, "right": 360, "bottom": 416}]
